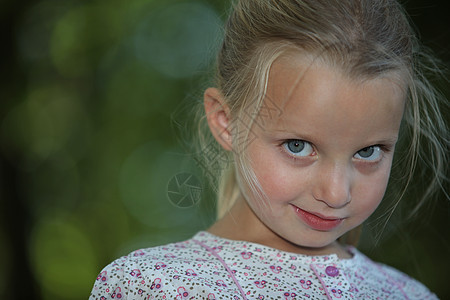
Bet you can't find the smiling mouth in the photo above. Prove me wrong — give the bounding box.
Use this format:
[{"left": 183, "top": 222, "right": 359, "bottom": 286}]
[{"left": 291, "top": 205, "right": 344, "bottom": 231}]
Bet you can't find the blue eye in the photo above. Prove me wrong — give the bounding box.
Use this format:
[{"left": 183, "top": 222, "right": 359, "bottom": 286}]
[
  {"left": 354, "top": 146, "right": 382, "bottom": 161},
  {"left": 283, "top": 140, "right": 314, "bottom": 157}
]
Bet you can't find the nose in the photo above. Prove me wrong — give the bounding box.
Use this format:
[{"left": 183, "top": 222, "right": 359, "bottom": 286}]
[{"left": 312, "top": 162, "right": 352, "bottom": 208}]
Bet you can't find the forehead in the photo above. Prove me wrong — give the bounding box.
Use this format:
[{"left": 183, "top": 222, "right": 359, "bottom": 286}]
[
  {"left": 266, "top": 52, "right": 406, "bottom": 108},
  {"left": 260, "top": 53, "right": 405, "bottom": 142}
]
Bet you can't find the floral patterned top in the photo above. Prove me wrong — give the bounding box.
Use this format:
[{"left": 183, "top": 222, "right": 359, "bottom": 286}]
[{"left": 90, "top": 231, "right": 437, "bottom": 299}]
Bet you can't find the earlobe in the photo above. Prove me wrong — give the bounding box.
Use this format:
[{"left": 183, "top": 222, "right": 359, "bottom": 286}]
[{"left": 204, "top": 87, "right": 233, "bottom": 151}]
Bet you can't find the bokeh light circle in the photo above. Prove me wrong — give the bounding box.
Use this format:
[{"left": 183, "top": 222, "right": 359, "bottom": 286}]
[
  {"left": 119, "top": 142, "right": 201, "bottom": 228},
  {"left": 29, "top": 213, "right": 97, "bottom": 299},
  {"left": 134, "top": 2, "right": 222, "bottom": 78}
]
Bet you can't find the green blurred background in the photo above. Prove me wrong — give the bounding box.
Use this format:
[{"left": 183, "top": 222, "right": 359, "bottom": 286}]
[{"left": 0, "top": 0, "right": 448, "bottom": 299}]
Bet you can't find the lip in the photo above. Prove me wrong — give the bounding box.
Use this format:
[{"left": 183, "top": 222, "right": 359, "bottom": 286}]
[{"left": 291, "top": 205, "right": 344, "bottom": 231}]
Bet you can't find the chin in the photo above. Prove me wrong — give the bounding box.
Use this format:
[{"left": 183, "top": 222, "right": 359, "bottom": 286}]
[
  {"left": 296, "top": 240, "right": 335, "bottom": 249},
  {"left": 283, "top": 232, "right": 341, "bottom": 250}
]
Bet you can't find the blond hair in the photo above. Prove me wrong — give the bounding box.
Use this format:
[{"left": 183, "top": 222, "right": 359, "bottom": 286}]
[{"left": 196, "top": 0, "right": 449, "bottom": 245}]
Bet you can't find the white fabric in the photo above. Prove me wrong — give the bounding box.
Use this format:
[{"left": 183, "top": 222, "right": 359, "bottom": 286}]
[{"left": 90, "top": 231, "right": 437, "bottom": 299}]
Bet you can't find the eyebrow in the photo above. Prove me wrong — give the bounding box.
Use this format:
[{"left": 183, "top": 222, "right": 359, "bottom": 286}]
[
  {"left": 268, "top": 129, "right": 399, "bottom": 146},
  {"left": 368, "top": 137, "right": 399, "bottom": 147}
]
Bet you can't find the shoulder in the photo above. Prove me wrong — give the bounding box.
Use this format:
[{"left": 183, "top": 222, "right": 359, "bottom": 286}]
[
  {"left": 347, "top": 248, "right": 438, "bottom": 299},
  {"left": 89, "top": 236, "right": 212, "bottom": 300},
  {"left": 375, "top": 263, "right": 437, "bottom": 299}
]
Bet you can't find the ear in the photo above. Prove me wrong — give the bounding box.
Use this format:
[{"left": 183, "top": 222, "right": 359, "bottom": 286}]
[{"left": 204, "top": 87, "right": 233, "bottom": 151}]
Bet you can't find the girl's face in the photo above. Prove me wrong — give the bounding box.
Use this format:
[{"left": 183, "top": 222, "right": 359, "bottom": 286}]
[{"left": 237, "top": 55, "right": 405, "bottom": 250}]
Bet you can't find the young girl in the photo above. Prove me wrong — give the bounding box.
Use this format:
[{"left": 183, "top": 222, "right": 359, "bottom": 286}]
[{"left": 90, "top": 0, "right": 448, "bottom": 299}]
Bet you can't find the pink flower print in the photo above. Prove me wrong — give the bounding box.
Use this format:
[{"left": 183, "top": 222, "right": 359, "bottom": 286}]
[
  {"left": 185, "top": 269, "right": 197, "bottom": 276},
  {"left": 138, "top": 289, "right": 144, "bottom": 295},
  {"left": 283, "top": 292, "right": 297, "bottom": 299},
  {"left": 216, "top": 279, "right": 227, "bottom": 288},
  {"left": 289, "top": 264, "right": 297, "bottom": 270},
  {"left": 349, "top": 283, "right": 359, "bottom": 293},
  {"left": 176, "top": 287, "right": 189, "bottom": 299},
  {"left": 130, "top": 269, "right": 142, "bottom": 278},
  {"left": 132, "top": 249, "right": 145, "bottom": 256},
  {"left": 155, "top": 262, "right": 167, "bottom": 270},
  {"left": 111, "top": 287, "right": 123, "bottom": 299},
  {"left": 100, "top": 297, "right": 107, "bottom": 300},
  {"left": 255, "top": 248, "right": 262, "bottom": 252},
  {"left": 173, "top": 275, "right": 180, "bottom": 280},
  {"left": 241, "top": 251, "right": 252, "bottom": 259},
  {"left": 269, "top": 265, "right": 282, "bottom": 274},
  {"left": 254, "top": 280, "right": 267, "bottom": 289},
  {"left": 207, "top": 293, "right": 216, "bottom": 300},
  {"left": 151, "top": 278, "right": 162, "bottom": 290},
  {"left": 257, "top": 295, "right": 265, "bottom": 299},
  {"left": 300, "top": 279, "right": 312, "bottom": 289},
  {"left": 97, "top": 271, "right": 108, "bottom": 283},
  {"left": 355, "top": 272, "right": 364, "bottom": 281},
  {"left": 331, "top": 289, "right": 343, "bottom": 298},
  {"left": 212, "top": 246, "right": 223, "bottom": 252},
  {"left": 164, "top": 253, "right": 176, "bottom": 259}
]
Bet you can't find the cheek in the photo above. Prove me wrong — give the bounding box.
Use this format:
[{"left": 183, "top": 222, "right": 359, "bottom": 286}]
[
  {"left": 252, "top": 161, "right": 306, "bottom": 204},
  {"left": 353, "top": 170, "right": 391, "bottom": 216}
]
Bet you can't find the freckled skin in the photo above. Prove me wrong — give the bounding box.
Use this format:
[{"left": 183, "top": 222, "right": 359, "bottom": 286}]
[{"left": 209, "top": 55, "right": 405, "bottom": 258}]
